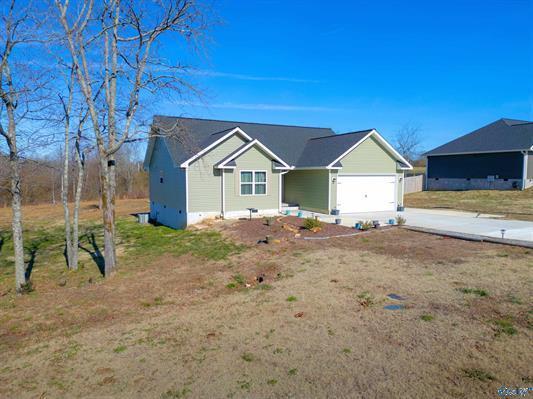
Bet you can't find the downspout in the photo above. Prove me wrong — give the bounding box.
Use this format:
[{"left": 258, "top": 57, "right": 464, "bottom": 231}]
[
  {"left": 521, "top": 151, "right": 528, "bottom": 190},
  {"left": 279, "top": 170, "right": 289, "bottom": 213},
  {"left": 221, "top": 169, "right": 225, "bottom": 218}
]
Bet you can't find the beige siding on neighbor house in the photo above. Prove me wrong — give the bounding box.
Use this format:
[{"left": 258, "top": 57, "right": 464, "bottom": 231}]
[
  {"left": 284, "top": 170, "right": 330, "bottom": 214},
  {"left": 188, "top": 135, "right": 247, "bottom": 212},
  {"left": 224, "top": 145, "right": 280, "bottom": 212}
]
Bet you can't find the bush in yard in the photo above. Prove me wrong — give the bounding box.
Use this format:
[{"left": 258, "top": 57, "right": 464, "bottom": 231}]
[
  {"left": 395, "top": 215, "right": 406, "bottom": 226},
  {"left": 359, "top": 221, "right": 374, "bottom": 231},
  {"left": 303, "top": 217, "right": 322, "bottom": 231}
]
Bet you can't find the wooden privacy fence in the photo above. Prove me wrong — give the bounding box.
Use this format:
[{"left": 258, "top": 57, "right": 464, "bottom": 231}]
[{"left": 404, "top": 175, "right": 424, "bottom": 193}]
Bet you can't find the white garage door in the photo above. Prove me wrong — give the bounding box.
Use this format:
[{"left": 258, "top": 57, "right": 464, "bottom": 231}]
[{"left": 337, "top": 175, "right": 396, "bottom": 213}]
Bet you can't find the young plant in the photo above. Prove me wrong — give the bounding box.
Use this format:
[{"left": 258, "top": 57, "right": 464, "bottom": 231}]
[
  {"left": 395, "top": 215, "right": 406, "bottom": 226},
  {"left": 303, "top": 217, "right": 322, "bottom": 230},
  {"left": 359, "top": 221, "right": 374, "bottom": 231}
]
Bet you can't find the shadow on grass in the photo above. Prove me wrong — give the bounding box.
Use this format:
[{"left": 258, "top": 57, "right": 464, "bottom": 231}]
[
  {"left": 24, "top": 240, "right": 41, "bottom": 280},
  {"left": 0, "top": 234, "right": 4, "bottom": 255},
  {"left": 79, "top": 232, "right": 105, "bottom": 276}
]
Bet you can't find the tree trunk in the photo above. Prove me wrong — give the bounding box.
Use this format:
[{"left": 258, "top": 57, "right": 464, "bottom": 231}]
[
  {"left": 70, "top": 145, "right": 85, "bottom": 271},
  {"left": 100, "top": 157, "right": 116, "bottom": 276},
  {"left": 62, "top": 142, "right": 74, "bottom": 269},
  {"left": 7, "top": 119, "right": 27, "bottom": 292}
]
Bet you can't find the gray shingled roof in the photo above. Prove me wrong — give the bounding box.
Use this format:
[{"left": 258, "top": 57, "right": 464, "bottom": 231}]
[
  {"left": 152, "top": 115, "right": 335, "bottom": 166},
  {"left": 425, "top": 118, "right": 533, "bottom": 156},
  {"left": 296, "top": 130, "right": 372, "bottom": 167}
]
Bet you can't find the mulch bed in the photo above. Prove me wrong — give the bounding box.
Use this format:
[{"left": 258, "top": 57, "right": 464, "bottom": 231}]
[{"left": 222, "top": 215, "right": 363, "bottom": 244}]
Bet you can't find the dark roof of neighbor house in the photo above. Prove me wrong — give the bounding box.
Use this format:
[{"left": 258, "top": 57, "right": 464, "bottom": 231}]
[
  {"left": 425, "top": 118, "right": 533, "bottom": 156},
  {"left": 296, "top": 130, "right": 373, "bottom": 167},
  {"left": 152, "top": 115, "right": 335, "bottom": 166}
]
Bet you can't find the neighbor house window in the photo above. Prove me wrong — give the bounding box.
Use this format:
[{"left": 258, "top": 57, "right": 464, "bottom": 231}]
[{"left": 240, "top": 171, "right": 267, "bottom": 195}]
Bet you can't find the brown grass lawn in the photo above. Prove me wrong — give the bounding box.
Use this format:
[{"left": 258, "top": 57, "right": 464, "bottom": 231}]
[
  {"left": 0, "top": 200, "right": 532, "bottom": 398},
  {"left": 405, "top": 188, "right": 533, "bottom": 221}
]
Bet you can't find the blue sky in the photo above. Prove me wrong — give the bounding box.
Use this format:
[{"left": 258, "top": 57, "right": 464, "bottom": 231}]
[{"left": 159, "top": 0, "right": 532, "bottom": 151}]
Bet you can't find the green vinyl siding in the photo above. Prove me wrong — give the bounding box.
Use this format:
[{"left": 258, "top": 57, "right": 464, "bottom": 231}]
[
  {"left": 284, "top": 170, "right": 329, "bottom": 214},
  {"left": 188, "top": 134, "right": 247, "bottom": 212},
  {"left": 339, "top": 135, "right": 397, "bottom": 174},
  {"left": 224, "top": 145, "right": 280, "bottom": 212},
  {"left": 333, "top": 135, "right": 406, "bottom": 208},
  {"left": 149, "top": 137, "right": 186, "bottom": 210}
]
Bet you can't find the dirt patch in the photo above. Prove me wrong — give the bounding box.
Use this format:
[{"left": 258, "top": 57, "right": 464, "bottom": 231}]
[{"left": 221, "top": 216, "right": 363, "bottom": 244}]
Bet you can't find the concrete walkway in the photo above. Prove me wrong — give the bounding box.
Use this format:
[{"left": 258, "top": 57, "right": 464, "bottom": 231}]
[{"left": 288, "top": 208, "right": 533, "bottom": 243}]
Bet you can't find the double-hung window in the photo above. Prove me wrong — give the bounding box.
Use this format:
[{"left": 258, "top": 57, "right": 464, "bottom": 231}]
[{"left": 240, "top": 171, "right": 267, "bottom": 195}]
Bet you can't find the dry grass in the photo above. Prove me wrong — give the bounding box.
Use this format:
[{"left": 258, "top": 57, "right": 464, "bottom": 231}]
[
  {"left": 0, "top": 198, "right": 149, "bottom": 229},
  {"left": 0, "top": 200, "right": 531, "bottom": 398},
  {"left": 405, "top": 188, "right": 533, "bottom": 220}
]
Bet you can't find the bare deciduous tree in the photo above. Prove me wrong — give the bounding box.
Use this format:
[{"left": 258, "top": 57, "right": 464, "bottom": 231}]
[
  {"left": 395, "top": 123, "right": 422, "bottom": 163},
  {"left": 54, "top": 0, "right": 206, "bottom": 276},
  {"left": 0, "top": 0, "right": 46, "bottom": 293},
  {"left": 58, "top": 66, "right": 90, "bottom": 271}
]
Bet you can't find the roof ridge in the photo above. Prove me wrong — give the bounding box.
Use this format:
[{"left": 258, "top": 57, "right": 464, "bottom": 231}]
[
  {"left": 153, "top": 114, "right": 333, "bottom": 130},
  {"left": 309, "top": 129, "right": 373, "bottom": 140}
]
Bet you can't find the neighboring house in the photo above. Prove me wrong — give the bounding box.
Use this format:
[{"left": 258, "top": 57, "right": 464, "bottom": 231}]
[
  {"left": 143, "top": 116, "right": 412, "bottom": 229},
  {"left": 425, "top": 118, "right": 533, "bottom": 191}
]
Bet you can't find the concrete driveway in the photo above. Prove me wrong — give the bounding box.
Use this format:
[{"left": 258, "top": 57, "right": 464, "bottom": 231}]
[{"left": 294, "top": 208, "right": 533, "bottom": 242}]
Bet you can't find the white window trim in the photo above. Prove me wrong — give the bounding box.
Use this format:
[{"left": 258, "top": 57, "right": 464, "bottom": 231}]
[{"left": 240, "top": 170, "right": 268, "bottom": 196}]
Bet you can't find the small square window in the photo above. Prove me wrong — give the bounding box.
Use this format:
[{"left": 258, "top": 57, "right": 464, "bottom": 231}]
[{"left": 160, "top": 177, "right": 164, "bottom": 184}]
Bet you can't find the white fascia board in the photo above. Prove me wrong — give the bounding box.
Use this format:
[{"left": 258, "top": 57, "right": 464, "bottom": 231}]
[
  {"left": 326, "top": 131, "right": 374, "bottom": 168},
  {"left": 371, "top": 130, "right": 413, "bottom": 170},
  {"left": 216, "top": 139, "right": 291, "bottom": 169},
  {"left": 179, "top": 127, "right": 253, "bottom": 168}
]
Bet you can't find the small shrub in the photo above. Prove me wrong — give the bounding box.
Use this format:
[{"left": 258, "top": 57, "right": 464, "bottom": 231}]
[
  {"left": 342, "top": 348, "right": 352, "bottom": 354},
  {"left": 303, "top": 217, "right": 322, "bottom": 230},
  {"left": 286, "top": 295, "right": 297, "bottom": 302},
  {"left": 264, "top": 216, "right": 275, "bottom": 226},
  {"left": 267, "top": 379, "right": 278, "bottom": 385},
  {"left": 358, "top": 221, "right": 374, "bottom": 231},
  {"left": 241, "top": 352, "right": 254, "bottom": 362},
  {"left": 420, "top": 314, "right": 434, "bottom": 322},
  {"left": 225, "top": 282, "right": 237, "bottom": 289},
  {"left": 288, "top": 368, "right": 298, "bottom": 376},
  {"left": 395, "top": 215, "right": 406, "bottom": 226},
  {"left": 462, "top": 368, "right": 495, "bottom": 382}
]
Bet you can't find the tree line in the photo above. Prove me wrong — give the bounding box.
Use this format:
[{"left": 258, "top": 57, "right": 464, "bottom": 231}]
[
  {"left": 1, "top": 0, "right": 207, "bottom": 293},
  {"left": 0, "top": 147, "right": 148, "bottom": 208}
]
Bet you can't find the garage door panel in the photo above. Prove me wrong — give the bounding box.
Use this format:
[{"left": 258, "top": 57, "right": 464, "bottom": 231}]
[{"left": 337, "top": 175, "right": 396, "bottom": 213}]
